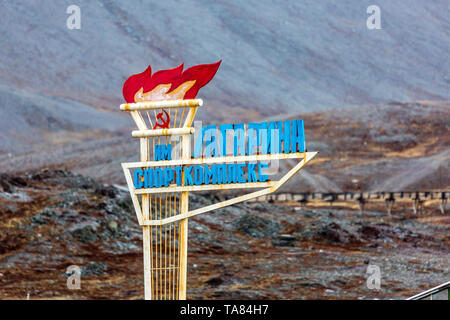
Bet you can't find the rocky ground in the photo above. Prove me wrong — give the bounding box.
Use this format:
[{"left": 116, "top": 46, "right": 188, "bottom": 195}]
[{"left": 0, "top": 170, "right": 448, "bottom": 300}]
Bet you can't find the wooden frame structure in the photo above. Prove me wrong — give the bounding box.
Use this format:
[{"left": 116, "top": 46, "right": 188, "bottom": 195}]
[{"left": 120, "top": 98, "right": 317, "bottom": 300}]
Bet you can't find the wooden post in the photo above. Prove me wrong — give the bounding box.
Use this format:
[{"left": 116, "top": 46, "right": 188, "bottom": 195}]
[
  {"left": 412, "top": 197, "right": 419, "bottom": 215},
  {"left": 439, "top": 192, "right": 447, "bottom": 214},
  {"left": 385, "top": 193, "right": 395, "bottom": 215},
  {"left": 178, "top": 129, "right": 190, "bottom": 299},
  {"left": 356, "top": 193, "right": 365, "bottom": 214},
  {"left": 141, "top": 137, "right": 152, "bottom": 300},
  {"left": 386, "top": 199, "right": 394, "bottom": 215}
]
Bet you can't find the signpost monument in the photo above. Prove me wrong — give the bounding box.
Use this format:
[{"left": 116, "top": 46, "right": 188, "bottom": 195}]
[{"left": 120, "top": 62, "right": 317, "bottom": 299}]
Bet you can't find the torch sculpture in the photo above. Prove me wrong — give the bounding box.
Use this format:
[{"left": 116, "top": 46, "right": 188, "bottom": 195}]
[{"left": 120, "top": 61, "right": 317, "bottom": 300}]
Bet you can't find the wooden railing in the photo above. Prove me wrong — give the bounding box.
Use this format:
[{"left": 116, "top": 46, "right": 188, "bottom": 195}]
[{"left": 248, "top": 191, "right": 449, "bottom": 214}]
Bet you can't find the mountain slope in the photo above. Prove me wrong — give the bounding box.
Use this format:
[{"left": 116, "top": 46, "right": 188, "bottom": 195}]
[
  {"left": 0, "top": 85, "right": 130, "bottom": 154},
  {"left": 1, "top": 0, "right": 449, "bottom": 122},
  {"left": 0, "top": 1, "right": 448, "bottom": 191},
  {"left": 0, "top": 101, "right": 447, "bottom": 192}
]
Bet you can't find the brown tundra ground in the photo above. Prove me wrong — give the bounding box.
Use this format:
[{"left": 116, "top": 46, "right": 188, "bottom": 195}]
[{"left": 0, "top": 170, "right": 448, "bottom": 300}]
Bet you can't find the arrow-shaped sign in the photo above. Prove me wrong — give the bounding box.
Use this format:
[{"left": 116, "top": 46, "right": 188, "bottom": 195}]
[{"left": 122, "top": 151, "right": 317, "bottom": 226}]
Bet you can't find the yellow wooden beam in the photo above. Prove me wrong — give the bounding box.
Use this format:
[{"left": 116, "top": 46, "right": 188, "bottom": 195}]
[{"left": 120, "top": 99, "right": 203, "bottom": 111}]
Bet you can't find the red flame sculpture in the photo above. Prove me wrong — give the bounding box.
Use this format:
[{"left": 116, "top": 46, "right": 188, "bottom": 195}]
[{"left": 122, "top": 61, "right": 221, "bottom": 103}]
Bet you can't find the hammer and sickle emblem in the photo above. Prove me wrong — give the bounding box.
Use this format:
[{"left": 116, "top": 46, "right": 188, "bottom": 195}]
[{"left": 153, "top": 109, "right": 170, "bottom": 129}]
